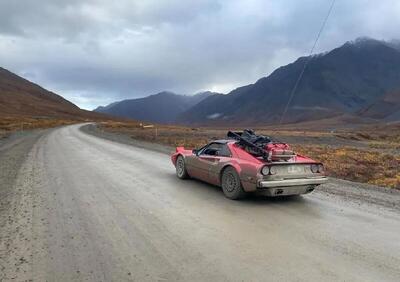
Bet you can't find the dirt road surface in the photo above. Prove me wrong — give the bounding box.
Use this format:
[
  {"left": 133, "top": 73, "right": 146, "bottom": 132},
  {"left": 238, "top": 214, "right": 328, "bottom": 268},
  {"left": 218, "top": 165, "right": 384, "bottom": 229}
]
[{"left": 1, "top": 124, "right": 399, "bottom": 281}]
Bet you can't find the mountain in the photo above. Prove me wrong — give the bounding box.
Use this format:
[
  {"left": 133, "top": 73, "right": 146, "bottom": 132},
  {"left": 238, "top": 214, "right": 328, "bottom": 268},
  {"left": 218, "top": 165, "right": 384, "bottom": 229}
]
[
  {"left": 0, "top": 67, "right": 107, "bottom": 120},
  {"left": 94, "top": 101, "right": 121, "bottom": 113},
  {"left": 359, "top": 91, "right": 400, "bottom": 120},
  {"left": 178, "top": 38, "right": 400, "bottom": 125},
  {"left": 95, "top": 91, "right": 220, "bottom": 124},
  {"left": 387, "top": 39, "right": 400, "bottom": 51}
]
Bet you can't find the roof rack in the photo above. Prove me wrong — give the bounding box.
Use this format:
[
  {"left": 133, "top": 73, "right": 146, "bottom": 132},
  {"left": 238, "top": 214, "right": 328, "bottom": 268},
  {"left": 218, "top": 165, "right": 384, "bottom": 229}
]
[{"left": 227, "top": 130, "right": 271, "bottom": 160}]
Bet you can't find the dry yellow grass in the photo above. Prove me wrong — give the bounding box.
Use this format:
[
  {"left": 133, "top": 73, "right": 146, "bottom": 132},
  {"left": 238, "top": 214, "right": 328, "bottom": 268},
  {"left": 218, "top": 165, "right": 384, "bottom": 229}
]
[
  {"left": 335, "top": 127, "right": 400, "bottom": 149},
  {"left": 0, "top": 116, "right": 80, "bottom": 138},
  {"left": 99, "top": 121, "right": 219, "bottom": 148},
  {"left": 293, "top": 145, "right": 400, "bottom": 189}
]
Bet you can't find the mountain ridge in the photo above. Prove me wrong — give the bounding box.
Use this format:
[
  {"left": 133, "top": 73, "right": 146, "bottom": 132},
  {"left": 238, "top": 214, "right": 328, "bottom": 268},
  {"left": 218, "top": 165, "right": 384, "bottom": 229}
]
[
  {"left": 0, "top": 67, "right": 110, "bottom": 120},
  {"left": 177, "top": 37, "right": 400, "bottom": 125},
  {"left": 95, "top": 91, "right": 222, "bottom": 124}
]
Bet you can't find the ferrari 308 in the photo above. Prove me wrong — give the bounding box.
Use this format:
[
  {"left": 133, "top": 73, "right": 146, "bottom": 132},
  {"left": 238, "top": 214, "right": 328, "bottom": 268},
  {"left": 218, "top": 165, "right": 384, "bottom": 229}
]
[{"left": 171, "top": 129, "right": 328, "bottom": 199}]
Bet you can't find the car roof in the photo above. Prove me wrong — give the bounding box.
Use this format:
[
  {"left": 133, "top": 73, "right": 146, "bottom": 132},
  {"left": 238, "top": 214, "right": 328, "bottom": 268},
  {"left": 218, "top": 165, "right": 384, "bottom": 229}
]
[{"left": 210, "top": 139, "right": 235, "bottom": 144}]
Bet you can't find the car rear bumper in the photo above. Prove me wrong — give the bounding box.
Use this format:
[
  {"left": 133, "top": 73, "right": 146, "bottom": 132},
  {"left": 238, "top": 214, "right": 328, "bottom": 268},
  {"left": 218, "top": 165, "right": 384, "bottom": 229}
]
[
  {"left": 257, "top": 177, "right": 328, "bottom": 196},
  {"left": 258, "top": 177, "right": 328, "bottom": 188}
]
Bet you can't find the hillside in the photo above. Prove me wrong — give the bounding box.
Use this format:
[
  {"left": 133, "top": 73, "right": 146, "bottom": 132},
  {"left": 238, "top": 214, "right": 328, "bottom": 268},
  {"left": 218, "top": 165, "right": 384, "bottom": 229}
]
[
  {"left": 359, "top": 91, "right": 400, "bottom": 120},
  {"left": 0, "top": 67, "right": 108, "bottom": 120},
  {"left": 178, "top": 38, "right": 400, "bottom": 125},
  {"left": 95, "top": 91, "right": 220, "bottom": 124}
]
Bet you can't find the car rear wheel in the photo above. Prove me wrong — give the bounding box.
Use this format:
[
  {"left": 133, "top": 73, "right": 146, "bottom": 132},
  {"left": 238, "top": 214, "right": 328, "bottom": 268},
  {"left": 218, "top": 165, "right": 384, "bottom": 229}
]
[
  {"left": 176, "top": 155, "right": 189, "bottom": 179},
  {"left": 221, "top": 167, "right": 246, "bottom": 200}
]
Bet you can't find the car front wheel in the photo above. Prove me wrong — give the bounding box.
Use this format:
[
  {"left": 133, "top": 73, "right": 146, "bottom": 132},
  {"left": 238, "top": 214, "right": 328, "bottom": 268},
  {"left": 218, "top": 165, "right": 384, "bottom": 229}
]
[
  {"left": 221, "top": 167, "right": 246, "bottom": 200},
  {"left": 176, "top": 155, "right": 189, "bottom": 179}
]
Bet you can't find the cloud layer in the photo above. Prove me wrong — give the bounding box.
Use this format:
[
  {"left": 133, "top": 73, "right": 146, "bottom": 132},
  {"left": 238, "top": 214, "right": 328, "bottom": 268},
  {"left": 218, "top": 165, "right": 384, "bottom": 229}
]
[{"left": 1, "top": 0, "right": 399, "bottom": 109}]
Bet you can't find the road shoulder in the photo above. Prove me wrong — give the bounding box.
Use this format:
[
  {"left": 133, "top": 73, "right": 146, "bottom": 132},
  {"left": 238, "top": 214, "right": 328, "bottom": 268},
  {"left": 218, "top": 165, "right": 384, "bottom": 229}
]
[
  {"left": 0, "top": 129, "right": 48, "bottom": 279},
  {"left": 0, "top": 129, "right": 46, "bottom": 220}
]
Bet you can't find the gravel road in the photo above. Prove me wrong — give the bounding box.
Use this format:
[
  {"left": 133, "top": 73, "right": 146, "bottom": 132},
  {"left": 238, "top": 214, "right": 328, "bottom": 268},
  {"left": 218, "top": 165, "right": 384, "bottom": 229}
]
[{"left": 1, "top": 124, "right": 399, "bottom": 281}]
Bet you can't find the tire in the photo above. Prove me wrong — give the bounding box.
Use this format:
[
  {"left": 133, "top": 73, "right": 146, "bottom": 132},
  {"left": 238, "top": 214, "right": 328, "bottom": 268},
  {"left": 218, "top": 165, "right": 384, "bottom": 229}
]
[
  {"left": 221, "top": 167, "right": 246, "bottom": 200},
  {"left": 176, "top": 155, "right": 189, "bottom": 179}
]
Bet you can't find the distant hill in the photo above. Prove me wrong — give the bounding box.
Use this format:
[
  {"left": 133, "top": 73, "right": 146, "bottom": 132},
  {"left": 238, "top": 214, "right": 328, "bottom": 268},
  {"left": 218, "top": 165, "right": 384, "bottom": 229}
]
[
  {"left": 178, "top": 38, "right": 400, "bottom": 125},
  {"left": 0, "top": 67, "right": 108, "bottom": 120},
  {"left": 359, "top": 91, "right": 400, "bottom": 120},
  {"left": 94, "top": 101, "right": 121, "bottom": 113},
  {"left": 95, "top": 91, "right": 221, "bottom": 124}
]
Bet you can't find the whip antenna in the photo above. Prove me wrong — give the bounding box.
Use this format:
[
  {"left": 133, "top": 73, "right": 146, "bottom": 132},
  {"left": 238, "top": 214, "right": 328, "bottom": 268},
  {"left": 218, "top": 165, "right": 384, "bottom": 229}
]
[{"left": 278, "top": 0, "right": 336, "bottom": 125}]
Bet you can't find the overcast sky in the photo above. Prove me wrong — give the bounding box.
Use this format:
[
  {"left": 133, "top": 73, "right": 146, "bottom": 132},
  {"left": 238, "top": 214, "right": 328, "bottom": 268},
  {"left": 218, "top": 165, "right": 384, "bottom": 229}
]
[{"left": 1, "top": 0, "right": 399, "bottom": 109}]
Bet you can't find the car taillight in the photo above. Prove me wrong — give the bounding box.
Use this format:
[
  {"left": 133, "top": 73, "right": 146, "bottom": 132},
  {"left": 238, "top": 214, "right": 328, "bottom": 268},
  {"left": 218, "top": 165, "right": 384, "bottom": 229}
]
[
  {"left": 261, "top": 166, "right": 269, "bottom": 175},
  {"left": 261, "top": 166, "right": 277, "bottom": 175},
  {"left": 311, "top": 164, "right": 324, "bottom": 173}
]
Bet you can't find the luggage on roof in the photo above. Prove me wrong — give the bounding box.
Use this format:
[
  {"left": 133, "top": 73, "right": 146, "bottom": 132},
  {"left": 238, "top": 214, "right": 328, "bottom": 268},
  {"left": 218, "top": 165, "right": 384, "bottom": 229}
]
[{"left": 227, "top": 129, "right": 295, "bottom": 162}]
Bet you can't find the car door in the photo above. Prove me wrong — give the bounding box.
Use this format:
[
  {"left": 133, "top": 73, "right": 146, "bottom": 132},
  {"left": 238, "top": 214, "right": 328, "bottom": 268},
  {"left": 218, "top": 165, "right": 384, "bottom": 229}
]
[
  {"left": 190, "top": 143, "right": 221, "bottom": 183},
  {"left": 184, "top": 144, "right": 207, "bottom": 179},
  {"left": 191, "top": 143, "right": 232, "bottom": 185},
  {"left": 206, "top": 144, "right": 233, "bottom": 185}
]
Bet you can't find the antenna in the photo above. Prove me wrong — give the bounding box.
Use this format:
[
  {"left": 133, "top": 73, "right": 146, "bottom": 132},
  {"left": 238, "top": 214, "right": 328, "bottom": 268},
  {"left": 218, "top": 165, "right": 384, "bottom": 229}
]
[{"left": 278, "top": 0, "right": 336, "bottom": 125}]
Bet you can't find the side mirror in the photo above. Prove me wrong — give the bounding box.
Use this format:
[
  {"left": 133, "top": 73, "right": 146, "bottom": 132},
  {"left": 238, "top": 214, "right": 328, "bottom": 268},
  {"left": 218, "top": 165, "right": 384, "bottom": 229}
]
[{"left": 192, "top": 149, "right": 198, "bottom": 155}]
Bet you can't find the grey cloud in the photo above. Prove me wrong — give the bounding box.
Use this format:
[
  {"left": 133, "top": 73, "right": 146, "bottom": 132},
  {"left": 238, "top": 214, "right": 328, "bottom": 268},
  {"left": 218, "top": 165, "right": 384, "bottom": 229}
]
[{"left": 0, "top": 0, "right": 399, "bottom": 109}]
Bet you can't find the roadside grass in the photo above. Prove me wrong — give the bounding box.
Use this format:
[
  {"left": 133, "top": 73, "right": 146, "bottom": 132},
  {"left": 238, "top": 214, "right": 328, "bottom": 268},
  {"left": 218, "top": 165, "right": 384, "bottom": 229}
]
[
  {"left": 335, "top": 128, "right": 400, "bottom": 150},
  {"left": 99, "top": 121, "right": 400, "bottom": 189},
  {"left": 99, "top": 121, "right": 221, "bottom": 148},
  {"left": 293, "top": 145, "right": 400, "bottom": 189},
  {"left": 0, "top": 116, "right": 80, "bottom": 138}
]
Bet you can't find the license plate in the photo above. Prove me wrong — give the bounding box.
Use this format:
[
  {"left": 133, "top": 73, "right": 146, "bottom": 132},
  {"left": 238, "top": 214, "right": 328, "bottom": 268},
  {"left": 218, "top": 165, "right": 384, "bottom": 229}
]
[{"left": 287, "top": 165, "right": 302, "bottom": 174}]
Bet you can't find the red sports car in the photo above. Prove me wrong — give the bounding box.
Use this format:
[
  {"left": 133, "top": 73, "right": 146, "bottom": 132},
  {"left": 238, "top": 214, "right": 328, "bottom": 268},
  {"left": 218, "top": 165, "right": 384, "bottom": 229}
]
[{"left": 171, "top": 129, "right": 328, "bottom": 199}]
